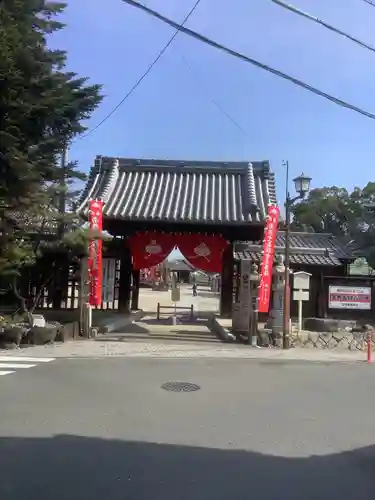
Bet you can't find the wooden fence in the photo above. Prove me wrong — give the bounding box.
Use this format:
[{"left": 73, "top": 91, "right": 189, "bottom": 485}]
[{"left": 0, "top": 258, "right": 122, "bottom": 312}]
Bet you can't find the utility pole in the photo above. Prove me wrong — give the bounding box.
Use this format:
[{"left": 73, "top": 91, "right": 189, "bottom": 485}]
[
  {"left": 53, "top": 144, "right": 68, "bottom": 310},
  {"left": 283, "top": 160, "right": 291, "bottom": 349},
  {"left": 282, "top": 161, "right": 312, "bottom": 348},
  {"left": 58, "top": 145, "right": 67, "bottom": 237}
]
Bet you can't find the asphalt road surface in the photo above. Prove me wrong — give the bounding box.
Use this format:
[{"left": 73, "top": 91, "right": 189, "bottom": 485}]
[{"left": 1, "top": 357, "right": 375, "bottom": 499}]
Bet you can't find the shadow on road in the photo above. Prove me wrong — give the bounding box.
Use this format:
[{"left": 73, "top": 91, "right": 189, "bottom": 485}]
[{"left": 0, "top": 435, "right": 374, "bottom": 499}]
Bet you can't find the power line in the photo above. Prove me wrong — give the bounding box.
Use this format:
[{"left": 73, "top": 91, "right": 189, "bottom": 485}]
[
  {"left": 180, "top": 54, "right": 252, "bottom": 140},
  {"left": 362, "top": 0, "right": 375, "bottom": 7},
  {"left": 272, "top": 0, "right": 375, "bottom": 54},
  {"left": 79, "top": 0, "right": 202, "bottom": 140},
  {"left": 122, "top": 0, "right": 375, "bottom": 120}
]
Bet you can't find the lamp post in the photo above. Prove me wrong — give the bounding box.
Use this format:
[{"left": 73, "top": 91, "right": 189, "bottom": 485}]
[{"left": 282, "top": 161, "right": 311, "bottom": 349}]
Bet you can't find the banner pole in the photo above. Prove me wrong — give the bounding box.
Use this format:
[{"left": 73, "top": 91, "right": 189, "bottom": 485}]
[{"left": 367, "top": 333, "right": 372, "bottom": 363}]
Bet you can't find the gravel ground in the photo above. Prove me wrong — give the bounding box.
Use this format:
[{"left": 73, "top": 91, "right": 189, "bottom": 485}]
[{"left": 0, "top": 337, "right": 370, "bottom": 362}]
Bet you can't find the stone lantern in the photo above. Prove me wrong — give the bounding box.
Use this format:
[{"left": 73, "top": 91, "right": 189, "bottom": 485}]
[{"left": 269, "top": 254, "right": 290, "bottom": 347}]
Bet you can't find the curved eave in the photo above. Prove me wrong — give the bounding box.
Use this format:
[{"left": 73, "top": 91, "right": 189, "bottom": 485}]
[
  {"left": 76, "top": 172, "right": 102, "bottom": 215},
  {"left": 76, "top": 157, "right": 120, "bottom": 216}
]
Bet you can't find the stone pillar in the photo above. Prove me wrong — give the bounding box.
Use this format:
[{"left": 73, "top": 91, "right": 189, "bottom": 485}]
[
  {"left": 249, "top": 263, "right": 260, "bottom": 346},
  {"left": 269, "top": 255, "right": 289, "bottom": 347},
  {"left": 131, "top": 270, "right": 140, "bottom": 311},
  {"left": 118, "top": 245, "right": 132, "bottom": 314},
  {"left": 220, "top": 243, "right": 234, "bottom": 318},
  {"left": 232, "top": 258, "right": 252, "bottom": 335},
  {"left": 79, "top": 257, "right": 90, "bottom": 337}
]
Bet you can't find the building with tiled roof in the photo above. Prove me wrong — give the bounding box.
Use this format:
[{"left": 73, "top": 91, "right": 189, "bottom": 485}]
[
  {"left": 234, "top": 231, "right": 355, "bottom": 267},
  {"left": 234, "top": 231, "right": 359, "bottom": 319}
]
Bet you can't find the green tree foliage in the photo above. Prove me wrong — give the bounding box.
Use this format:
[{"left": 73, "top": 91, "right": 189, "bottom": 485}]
[
  {"left": 291, "top": 183, "right": 375, "bottom": 268},
  {"left": 0, "top": 1, "right": 103, "bottom": 283}
]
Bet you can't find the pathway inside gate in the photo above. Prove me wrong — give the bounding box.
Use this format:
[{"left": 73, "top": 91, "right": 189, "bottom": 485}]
[{"left": 105, "top": 285, "right": 221, "bottom": 344}]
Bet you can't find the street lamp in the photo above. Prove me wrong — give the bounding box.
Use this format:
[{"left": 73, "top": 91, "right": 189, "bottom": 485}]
[
  {"left": 282, "top": 163, "right": 311, "bottom": 349},
  {"left": 292, "top": 173, "right": 312, "bottom": 197}
]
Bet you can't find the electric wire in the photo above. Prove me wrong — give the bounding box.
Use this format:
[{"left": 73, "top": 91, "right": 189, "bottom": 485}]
[
  {"left": 79, "top": 0, "right": 202, "bottom": 139},
  {"left": 180, "top": 54, "right": 252, "bottom": 140},
  {"left": 362, "top": 0, "right": 375, "bottom": 8},
  {"left": 272, "top": 0, "right": 375, "bottom": 55},
  {"left": 122, "top": 0, "right": 375, "bottom": 121}
]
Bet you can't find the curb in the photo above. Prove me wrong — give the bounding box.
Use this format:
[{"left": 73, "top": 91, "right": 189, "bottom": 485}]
[
  {"left": 96, "top": 310, "right": 145, "bottom": 334},
  {"left": 209, "top": 316, "right": 236, "bottom": 342}
]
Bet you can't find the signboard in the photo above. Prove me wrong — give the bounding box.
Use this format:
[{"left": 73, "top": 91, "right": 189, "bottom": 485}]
[
  {"left": 171, "top": 286, "right": 180, "bottom": 302},
  {"left": 171, "top": 273, "right": 180, "bottom": 302},
  {"left": 328, "top": 285, "right": 371, "bottom": 310},
  {"left": 88, "top": 199, "right": 104, "bottom": 307},
  {"left": 293, "top": 290, "right": 309, "bottom": 302},
  {"left": 102, "top": 258, "right": 116, "bottom": 303},
  {"left": 258, "top": 205, "right": 280, "bottom": 312},
  {"left": 293, "top": 271, "right": 311, "bottom": 291}
]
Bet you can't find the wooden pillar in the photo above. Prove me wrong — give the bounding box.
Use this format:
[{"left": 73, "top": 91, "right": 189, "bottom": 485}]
[
  {"left": 220, "top": 243, "right": 234, "bottom": 317},
  {"left": 131, "top": 270, "right": 140, "bottom": 311},
  {"left": 318, "top": 269, "right": 325, "bottom": 318},
  {"left": 118, "top": 245, "right": 132, "bottom": 313},
  {"left": 52, "top": 261, "right": 69, "bottom": 310},
  {"left": 51, "top": 264, "right": 62, "bottom": 310}
]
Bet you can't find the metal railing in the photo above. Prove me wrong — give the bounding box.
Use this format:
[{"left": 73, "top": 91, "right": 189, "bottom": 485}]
[{"left": 156, "top": 302, "right": 194, "bottom": 321}]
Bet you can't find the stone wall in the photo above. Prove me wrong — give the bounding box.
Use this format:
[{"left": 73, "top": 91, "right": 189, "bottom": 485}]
[{"left": 290, "top": 330, "right": 374, "bottom": 351}]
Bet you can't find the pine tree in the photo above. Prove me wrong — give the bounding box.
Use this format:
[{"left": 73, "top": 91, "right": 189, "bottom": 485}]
[{"left": 0, "top": 1, "right": 103, "bottom": 306}]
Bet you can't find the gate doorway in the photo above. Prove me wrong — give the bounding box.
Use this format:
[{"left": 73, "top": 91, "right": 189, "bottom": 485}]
[{"left": 133, "top": 254, "right": 220, "bottom": 343}]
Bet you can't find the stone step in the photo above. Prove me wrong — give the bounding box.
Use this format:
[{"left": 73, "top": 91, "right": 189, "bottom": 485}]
[{"left": 96, "top": 332, "right": 221, "bottom": 344}]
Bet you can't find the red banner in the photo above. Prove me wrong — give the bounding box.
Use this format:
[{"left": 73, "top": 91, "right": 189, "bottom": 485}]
[
  {"left": 88, "top": 199, "right": 104, "bottom": 306},
  {"left": 128, "top": 232, "right": 175, "bottom": 270},
  {"left": 176, "top": 234, "right": 227, "bottom": 273},
  {"left": 258, "top": 205, "right": 280, "bottom": 313}
]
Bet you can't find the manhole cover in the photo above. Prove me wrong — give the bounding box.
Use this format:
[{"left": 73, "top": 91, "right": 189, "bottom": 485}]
[{"left": 161, "top": 382, "right": 201, "bottom": 392}]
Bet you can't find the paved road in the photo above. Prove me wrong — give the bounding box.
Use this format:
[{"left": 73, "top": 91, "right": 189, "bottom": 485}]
[{"left": 1, "top": 357, "right": 375, "bottom": 499}]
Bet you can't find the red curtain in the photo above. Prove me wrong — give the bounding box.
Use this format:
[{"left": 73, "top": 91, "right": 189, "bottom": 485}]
[
  {"left": 128, "top": 232, "right": 175, "bottom": 270},
  {"left": 176, "top": 234, "right": 227, "bottom": 273}
]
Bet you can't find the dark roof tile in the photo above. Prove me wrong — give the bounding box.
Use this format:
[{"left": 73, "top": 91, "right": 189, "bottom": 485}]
[
  {"left": 234, "top": 231, "right": 355, "bottom": 266},
  {"left": 77, "top": 156, "right": 277, "bottom": 225}
]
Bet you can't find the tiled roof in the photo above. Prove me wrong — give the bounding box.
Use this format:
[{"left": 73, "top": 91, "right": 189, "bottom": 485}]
[
  {"left": 167, "top": 259, "right": 195, "bottom": 272},
  {"left": 77, "top": 156, "right": 277, "bottom": 225},
  {"left": 234, "top": 231, "right": 355, "bottom": 266}
]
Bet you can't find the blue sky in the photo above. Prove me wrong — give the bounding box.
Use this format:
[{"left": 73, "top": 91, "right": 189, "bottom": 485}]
[{"left": 52, "top": 0, "right": 375, "bottom": 203}]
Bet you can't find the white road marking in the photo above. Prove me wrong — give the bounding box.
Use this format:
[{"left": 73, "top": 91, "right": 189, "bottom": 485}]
[
  {"left": 0, "top": 356, "right": 56, "bottom": 378},
  {"left": 0, "top": 363, "right": 36, "bottom": 369},
  {"left": 0, "top": 356, "right": 55, "bottom": 363}
]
